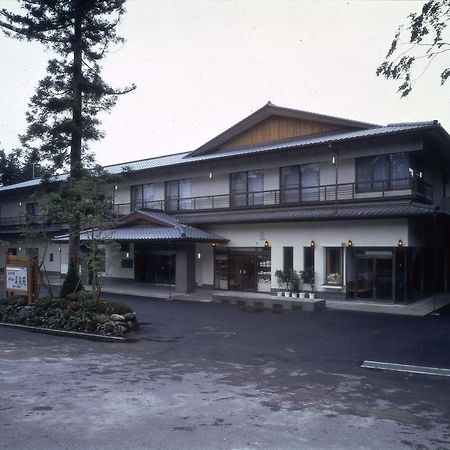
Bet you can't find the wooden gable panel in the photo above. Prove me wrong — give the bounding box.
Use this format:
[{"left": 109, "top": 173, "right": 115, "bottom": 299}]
[{"left": 218, "top": 116, "right": 343, "bottom": 151}]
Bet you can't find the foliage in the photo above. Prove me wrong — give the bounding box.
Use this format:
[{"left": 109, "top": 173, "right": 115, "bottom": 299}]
[
  {"left": 0, "top": 147, "right": 43, "bottom": 186},
  {"left": 275, "top": 269, "right": 299, "bottom": 292},
  {"left": 39, "top": 166, "right": 119, "bottom": 297},
  {"left": 0, "top": 0, "right": 135, "bottom": 288},
  {"left": 300, "top": 267, "right": 315, "bottom": 291},
  {"left": 0, "top": 295, "right": 135, "bottom": 336},
  {"left": 377, "top": 1, "right": 450, "bottom": 97}
]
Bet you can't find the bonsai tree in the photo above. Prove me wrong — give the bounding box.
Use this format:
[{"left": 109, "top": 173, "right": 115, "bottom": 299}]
[{"left": 300, "top": 267, "right": 315, "bottom": 292}]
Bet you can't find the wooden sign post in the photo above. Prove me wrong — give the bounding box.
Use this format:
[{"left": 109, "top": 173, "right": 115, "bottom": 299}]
[{"left": 4, "top": 254, "right": 38, "bottom": 305}]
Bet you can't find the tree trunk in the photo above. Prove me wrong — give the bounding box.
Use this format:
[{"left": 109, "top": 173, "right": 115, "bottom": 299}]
[{"left": 68, "top": 0, "right": 83, "bottom": 278}]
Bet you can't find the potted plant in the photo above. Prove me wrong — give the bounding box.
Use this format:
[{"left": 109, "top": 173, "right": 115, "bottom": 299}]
[
  {"left": 274, "top": 269, "right": 287, "bottom": 297},
  {"left": 300, "top": 267, "right": 315, "bottom": 299},
  {"left": 288, "top": 269, "right": 300, "bottom": 298}
]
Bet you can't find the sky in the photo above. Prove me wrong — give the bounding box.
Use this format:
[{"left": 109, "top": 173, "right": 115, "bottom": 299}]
[{"left": 0, "top": 0, "right": 448, "bottom": 167}]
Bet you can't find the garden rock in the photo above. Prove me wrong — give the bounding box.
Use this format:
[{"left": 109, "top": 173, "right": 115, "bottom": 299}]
[{"left": 110, "top": 314, "right": 125, "bottom": 322}]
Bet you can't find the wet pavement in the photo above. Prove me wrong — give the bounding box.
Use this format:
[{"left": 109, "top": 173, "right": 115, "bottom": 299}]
[{"left": 1, "top": 295, "right": 450, "bottom": 449}]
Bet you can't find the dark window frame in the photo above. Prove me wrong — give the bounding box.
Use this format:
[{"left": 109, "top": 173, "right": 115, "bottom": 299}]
[
  {"left": 165, "top": 179, "right": 192, "bottom": 211},
  {"left": 279, "top": 163, "right": 320, "bottom": 204},
  {"left": 130, "top": 183, "right": 155, "bottom": 210},
  {"left": 355, "top": 152, "right": 420, "bottom": 193},
  {"left": 229, "top": 170, "right": 264, "bottom": 207}
]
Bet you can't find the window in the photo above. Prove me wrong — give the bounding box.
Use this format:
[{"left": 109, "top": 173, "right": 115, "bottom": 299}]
[
  {"left": 356, "top": 153, "right": 413, "bottom": 193},
  {"left": 165, "top": 179, "right": 192, "bottom": 210},
  {"left": 26, "top": 202, "right": 36, "bottom": 216},
  {"left": 7, "top": 248, "right": 17, "bottom": 256},
  {"left": 280, "top": 163, "right": 320, "bottom": 203},
  {"left": 131, "top": 183, "right": 154, "bottom": 210},
  {"left": 283, "top": 247, "right": 294, "bottom": 272},
  {"left": 325, "top": 247, "right": 343, "bottom": 285},
  {"left": 49, "top": 253, "right": 54, "bottom": 262},
  {"left": 230, "top": 170, "right": 264, "bottom": 207},
  {"left": 304, "top": 247, "right": 315, "bottom": 271}
]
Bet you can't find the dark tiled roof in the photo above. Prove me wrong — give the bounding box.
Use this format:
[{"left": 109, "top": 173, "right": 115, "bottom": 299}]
[
  {"left": 0, "top": 121, "right": 444, "bottom": 194},
  {"left": 177, "top": 202, "right": 440, "bottom": 225},
  {"left": 53, "top": 224, "right": 227, "bottom": 243}
]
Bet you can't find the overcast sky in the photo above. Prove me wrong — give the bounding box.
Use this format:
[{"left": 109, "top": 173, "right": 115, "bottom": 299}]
[{"left": 0, "top": 0, "right": 448, "bottom": 166}]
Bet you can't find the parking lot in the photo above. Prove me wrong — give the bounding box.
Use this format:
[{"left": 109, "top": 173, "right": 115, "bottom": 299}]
[{"left": 1, "top": 295, "right": 450, "bottom": 449}]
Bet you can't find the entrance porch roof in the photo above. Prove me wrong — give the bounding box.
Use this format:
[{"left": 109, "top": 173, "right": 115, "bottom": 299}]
[{"left": 53, "top": 209, "right": 228, "bottom": 243}]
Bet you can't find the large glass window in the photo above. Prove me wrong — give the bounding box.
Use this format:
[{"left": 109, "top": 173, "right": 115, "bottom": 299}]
[
  {"left": 165, "top": 179, "right": 192, "bottom": 210},
  {"left": 230, "top": 170, "right": 264, "bottom": 207},
  {"left": 131, "top": 183, "right": 154, "bottom": 210},
  {"left": 356, "top": 152, "right": 413, "bottom": 193},
  {"left": 280, "top": 163, "right": 320, "bottom": 203},
  {"left": 325, "top": 247, "right": 343, "bottom": 286}
]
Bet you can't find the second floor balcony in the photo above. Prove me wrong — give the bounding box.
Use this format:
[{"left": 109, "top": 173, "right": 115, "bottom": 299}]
[{"left": 114, "top": 177, "right": 433, "bottom": 216}]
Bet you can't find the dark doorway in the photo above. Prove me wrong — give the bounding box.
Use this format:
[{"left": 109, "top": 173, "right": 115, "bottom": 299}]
[
  {"left": 228, "top": 254, "right": 257, "bottom": 292},
  {"left": 355, "top": 252, "right": 393, "bottom": 301},
  {"left": 134, "top": 244, "right": 175, "bottom": 284}
]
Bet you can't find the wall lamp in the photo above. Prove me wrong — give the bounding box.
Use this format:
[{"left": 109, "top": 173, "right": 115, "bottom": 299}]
[
  {"left": 347, "top": 240, "right": 353, "bottom": 247},
  {"left": 211, "top": 243, "right": 217, "bottom": 249},
  {"left": 264, "top": 240, "right": 270, "bottom": 248},
  {"left": 398, "top": 239, "right": 403, "bottom": 247},
  {"left": 209, "top": 172, "right": 213, "bottom": 179},
  {"left": 310, "top": 240, "right": 315, "bottom": 247}
]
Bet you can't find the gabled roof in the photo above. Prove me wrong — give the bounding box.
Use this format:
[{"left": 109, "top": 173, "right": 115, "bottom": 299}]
[
  {"left": 188, "top": 102, "right": 379, "bottom": 157},
  {"left": 53, "top": 209, "right": 228, "bottom": 243},
  {"left": 117, "top": 209, "right": 181, "bottom": 227}
]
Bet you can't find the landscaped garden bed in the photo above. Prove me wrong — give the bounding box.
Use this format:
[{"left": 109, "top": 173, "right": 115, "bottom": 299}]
[{"left": 0, "top": 292, "right": 138, "bottom": 338}]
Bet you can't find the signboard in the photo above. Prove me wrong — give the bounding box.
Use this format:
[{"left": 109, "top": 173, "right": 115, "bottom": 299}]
[
  {"left": 4, "top": 254, "right": 38, "bottom": 304},
  {"left": 6, "top": 266, "right": 28, "bottom": 292}
]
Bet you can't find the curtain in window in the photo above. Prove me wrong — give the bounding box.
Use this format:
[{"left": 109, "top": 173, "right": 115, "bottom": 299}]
[
  {"left": 131, "top": 183, "right": 154, "bottom": 209},
  {"left": 248, "top": 170, "right": 264, "bottom": 205},
  {"left": 356, "top": 156, "right": 372, "bottom": 193},
  {"left": 166, "top": 180, "right": 180, "bottom": 210},
  {"left": 142, "top": 184, "right": 154, "bottom": 207},
  {"left": 280, "top": 166, "right": 300, "bottom": 203},
  {"left": 230, "top": 172, "right": 247, "bottom": 206},
  {"left": 178, "top": 179, "right": 192, "bottom": 210},
  {"left": 390, "top": 153, "right": 410, "bottom": 189},
  {"left": 372, "top": 155, "right": 389, "bottom": 190},
  {"left": 301, "top": 163, "right": 320, "bottom": 201}
]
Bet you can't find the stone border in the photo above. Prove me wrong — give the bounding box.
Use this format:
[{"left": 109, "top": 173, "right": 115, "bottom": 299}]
[
  {"left": 0, "top": 321, "right": 133, "bottom": 342},
  {"left": 213, "top": 295, "right": 326, "bottom": 312}
]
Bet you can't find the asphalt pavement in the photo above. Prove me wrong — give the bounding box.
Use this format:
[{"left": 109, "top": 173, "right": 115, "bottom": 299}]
[{"left": 1, "top": 294, "right": 450, "bottom": 449}]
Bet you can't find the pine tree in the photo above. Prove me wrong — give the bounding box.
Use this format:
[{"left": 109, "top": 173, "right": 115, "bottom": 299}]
[{"left": 0, "top": 1, "right": 135, "bottom": 293}]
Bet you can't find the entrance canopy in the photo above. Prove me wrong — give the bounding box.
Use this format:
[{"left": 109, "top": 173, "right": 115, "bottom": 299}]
[{"left": 54, "top": 209, "right": 228, "bottom": 243}]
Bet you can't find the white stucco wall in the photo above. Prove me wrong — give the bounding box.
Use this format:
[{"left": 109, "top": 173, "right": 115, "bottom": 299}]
[{"left": 204, "top": 218, "right": 408, "bottom": 291}]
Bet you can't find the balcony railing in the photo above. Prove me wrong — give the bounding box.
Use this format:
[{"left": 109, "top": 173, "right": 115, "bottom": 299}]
[
  {"left": 0, "top": 215, "right": 44, "bottom": 227},
  {"left": 114, "top": 177, "right": 433, "bottom": 215}
]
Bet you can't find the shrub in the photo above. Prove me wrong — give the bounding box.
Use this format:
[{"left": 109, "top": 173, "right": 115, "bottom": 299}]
[
  {"left": 0, "top": 295, "right": 135, "bottom": 336},
  {"left": 102, "top": 300, "right": 132, "bottom": 316}
]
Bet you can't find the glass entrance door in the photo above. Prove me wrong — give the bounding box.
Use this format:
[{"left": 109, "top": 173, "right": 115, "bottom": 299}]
[
  {"left": 356, "top": 256, "right": 393, "bottom": 301},
  {"left": 228, "top": 254, "right": 257, "bottom": 292}
]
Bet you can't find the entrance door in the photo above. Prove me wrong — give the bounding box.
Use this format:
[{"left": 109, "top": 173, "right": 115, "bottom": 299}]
[
  {"left": 356, "top": 256, "right": 393, "bottom": 301},
  {"left": 228, "top": 254, "right": 256, "bottom": 291},
  {"left": 134, "top": 244, "right": 175, "bottom": 284}
]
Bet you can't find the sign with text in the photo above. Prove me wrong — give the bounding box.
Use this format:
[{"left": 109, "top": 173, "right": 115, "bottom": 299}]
[
  {"left": 6, "top": 266, "right": 28, "bottom": 292},
  {"left": 4, "top": 254, "right": 38, "bottom": 304}
]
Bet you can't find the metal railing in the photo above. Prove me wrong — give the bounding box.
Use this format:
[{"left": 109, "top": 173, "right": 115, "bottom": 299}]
[{"left": 112, "top": 177, "right": 433, "bottom": 215}]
